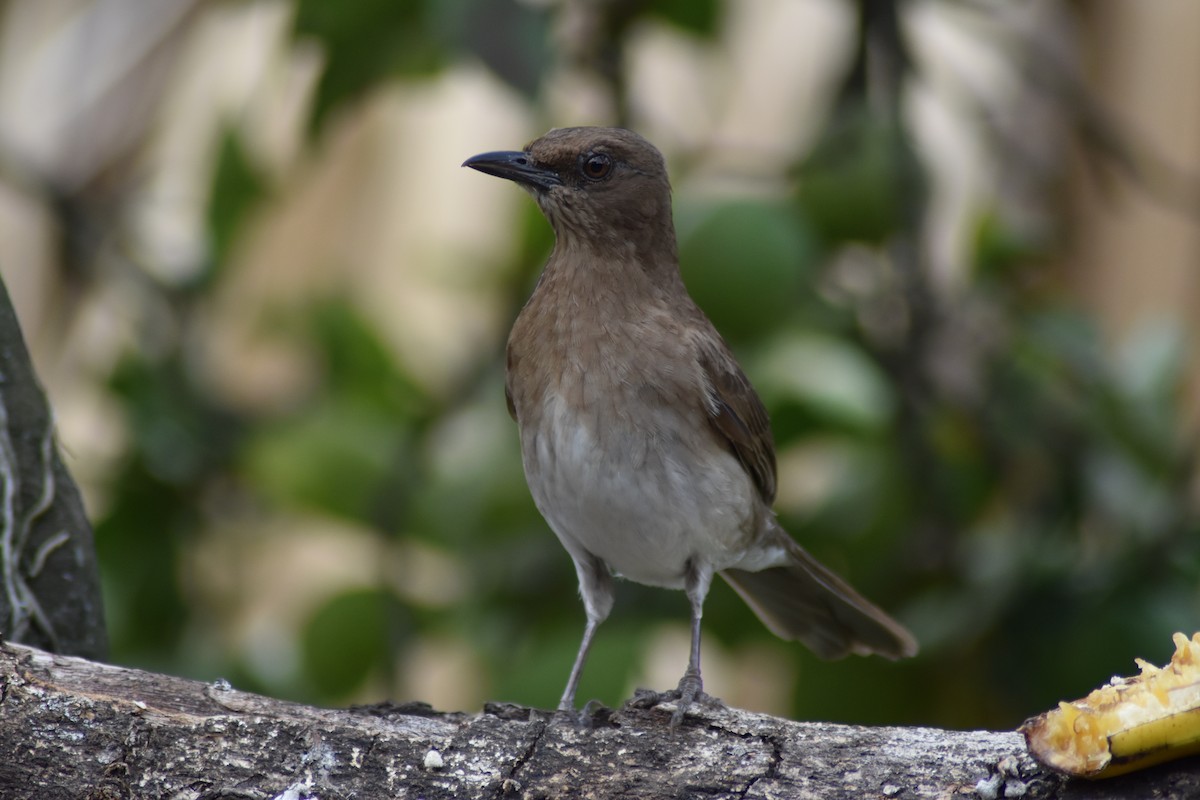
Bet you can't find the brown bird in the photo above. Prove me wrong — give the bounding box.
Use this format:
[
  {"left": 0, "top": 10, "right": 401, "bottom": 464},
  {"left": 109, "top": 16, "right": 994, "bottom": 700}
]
[{"left": 463, "top": 127, "right": 916, "bottom": 726}]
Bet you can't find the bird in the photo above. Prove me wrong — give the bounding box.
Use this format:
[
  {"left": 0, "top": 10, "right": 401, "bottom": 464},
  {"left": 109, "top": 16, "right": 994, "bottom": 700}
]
[{"left": 462, "top": 127, "right": 917, "bottom": 726}]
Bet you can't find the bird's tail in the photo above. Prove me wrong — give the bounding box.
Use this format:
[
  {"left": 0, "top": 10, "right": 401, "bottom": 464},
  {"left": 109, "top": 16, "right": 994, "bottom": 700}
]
[{"left": 720, "top": 527, "right": 917, "bottom": 660}]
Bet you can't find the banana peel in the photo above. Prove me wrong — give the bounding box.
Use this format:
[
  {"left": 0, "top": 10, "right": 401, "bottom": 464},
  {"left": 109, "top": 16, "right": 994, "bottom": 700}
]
[{"left": 1021, "top": 632, "right": 1200, "bottom": 779}]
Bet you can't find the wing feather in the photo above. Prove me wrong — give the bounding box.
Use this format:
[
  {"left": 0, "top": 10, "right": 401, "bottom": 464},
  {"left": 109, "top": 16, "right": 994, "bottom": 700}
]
[{"left": 696, "top": 341, "right": 777, "bottom": 505}]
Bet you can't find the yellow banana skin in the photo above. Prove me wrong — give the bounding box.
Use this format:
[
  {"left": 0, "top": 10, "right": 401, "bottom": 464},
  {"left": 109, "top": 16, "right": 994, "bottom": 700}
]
[
  {"left": 1104, "top": 704, "right": 1200, "bottom": 777},
  {"left": 1022, "top": 632, "right": 1200, "bottom": 779}
]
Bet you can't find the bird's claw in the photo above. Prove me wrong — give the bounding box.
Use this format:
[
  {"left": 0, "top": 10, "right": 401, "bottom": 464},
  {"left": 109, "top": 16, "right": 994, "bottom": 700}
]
[
  {"left": 624, "top": 675, "right": 722, "bottom": 726},
  {"left": 551, "top": 699, "right": 614, "bottom": 728},
  {"left": 625, "top": 687, "right": 664, "bottom": 710}
]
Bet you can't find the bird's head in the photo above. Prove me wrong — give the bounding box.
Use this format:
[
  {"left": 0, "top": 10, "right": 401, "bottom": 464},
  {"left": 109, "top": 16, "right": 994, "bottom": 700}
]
[{"left": 463, "top": 127, "right": 674, "bottom": 254}]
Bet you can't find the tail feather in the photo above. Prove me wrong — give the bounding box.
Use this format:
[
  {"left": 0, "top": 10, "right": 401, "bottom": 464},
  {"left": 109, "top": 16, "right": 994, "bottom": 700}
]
[{"left": 720, "top": 535, "right": 917, "bottom": 661}]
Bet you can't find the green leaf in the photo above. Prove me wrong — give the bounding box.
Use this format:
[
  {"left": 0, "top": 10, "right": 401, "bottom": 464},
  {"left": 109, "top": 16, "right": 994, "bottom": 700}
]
[
  {"left": 100, "top": 352, "right": 244, "bottom": 666},
  {"left": 1116, "top": 321, "right": 1186, "bottom": 413},
  {"left": 301, "top": 588, "right": 395, "bottom": 698},
  {"left": 970, "top": 209, "right": 1046, "bottom": 281},
  {"left": 795, "top": 107, "right": 916, "bottom": 245},
  {"left": 453, "top": 0, "right": 552, "bottom": 98},
  {"left": 293, "top": 0, "right": 446, "bottom": 133},
  {"left": 240, "top": 299, "right": 427, "bottom": 525},
  {"left": 95, "top": 470, "right": 191, "bottom": 660},
  {"left": 109, "top": 353, "right": 243, "bottom": 486},
  {"left": 242, "top": 399, "right": 408, "bottom": 521},
  {"left": 648, "top": 0, "right": 720, "bottom": 36},
  {"left": 304, "top": 299, "right": 428, "bottom": 420},
  {"left": 207, "top": 129, "right": 267, "bottom": 284},
  {"left": 678, "top": 200, "right": 816, "bottom": 342},
  {"left": 753, "top": 331, "right": 894, "bottom": 431}
]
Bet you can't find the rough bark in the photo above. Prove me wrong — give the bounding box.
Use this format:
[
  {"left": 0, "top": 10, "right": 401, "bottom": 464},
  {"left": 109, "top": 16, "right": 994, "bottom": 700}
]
[
  {"left": 3, "top": 642, "right": 1199, "bottom": 799},
  {"left": 0, "top": 280, "right": 107, "bottom": 660}
]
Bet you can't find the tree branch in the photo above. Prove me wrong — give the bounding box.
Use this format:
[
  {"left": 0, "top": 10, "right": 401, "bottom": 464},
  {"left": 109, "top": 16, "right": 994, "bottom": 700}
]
[
  {"left": 0, "top": 279, "right": 106, "bottom": 660},
  {"left": 4, "top": 641, "right": 1200, "bottom": 798}
]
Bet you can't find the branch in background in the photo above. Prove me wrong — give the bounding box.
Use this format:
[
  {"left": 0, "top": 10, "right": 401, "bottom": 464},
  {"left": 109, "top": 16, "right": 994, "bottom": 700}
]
[
  {"left": 0, "top": 279, "right": 106, "bottom": 660},
  {"left": 960, "top": 0, "right": 1200, "bottom": 220}
]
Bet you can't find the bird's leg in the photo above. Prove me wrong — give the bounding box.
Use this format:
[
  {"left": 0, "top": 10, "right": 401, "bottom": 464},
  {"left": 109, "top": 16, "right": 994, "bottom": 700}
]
[
  {"left": 555, "top": 552, "right": 614, "bottom": 721},
  {"left": 670, "top": 560, "right": 715, "bottom": 726},
  {"left": 624, "top": 560, "right": 721, "bottom": 723},
  {"left": 558, "top": 615, "right": 599, "bottom": 712}
]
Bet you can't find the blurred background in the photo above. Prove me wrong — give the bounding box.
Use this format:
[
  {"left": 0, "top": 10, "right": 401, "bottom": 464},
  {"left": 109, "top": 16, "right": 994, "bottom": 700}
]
[{"left": 1, "top": 0, "right": 1198, "bottom": 730}]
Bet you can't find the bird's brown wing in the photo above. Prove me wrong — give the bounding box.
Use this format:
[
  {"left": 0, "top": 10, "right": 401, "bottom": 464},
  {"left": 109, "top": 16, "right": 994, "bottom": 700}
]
[
  {"left": 504, "top": 347, "right": 518, "bottom": 421},
  {"left": 504, "top": 382, "right": 517, "bottom": 421},
  {"left": 697, "top": 338, "right": 917, "bottom": 660},
  {"left": 697, "top": 340, "right": 777, "bottom": 506}
]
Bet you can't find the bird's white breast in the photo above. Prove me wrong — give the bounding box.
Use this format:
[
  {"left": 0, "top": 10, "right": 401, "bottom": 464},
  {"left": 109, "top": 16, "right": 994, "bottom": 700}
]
[{"left": 520, "top": 389, "right": 761, "bottom": 589}]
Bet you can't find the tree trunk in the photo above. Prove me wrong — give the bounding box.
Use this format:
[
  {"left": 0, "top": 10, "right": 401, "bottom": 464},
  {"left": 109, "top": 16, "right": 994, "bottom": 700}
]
[
  {"left": 0, "top": 280, "right": 106, "bottom": 660},
  {"left": 3, "top": 641, "right": 1199, "bottom": 799}
]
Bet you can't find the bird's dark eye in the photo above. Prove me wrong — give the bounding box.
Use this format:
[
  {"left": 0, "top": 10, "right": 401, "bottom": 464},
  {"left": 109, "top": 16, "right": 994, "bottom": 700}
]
[{"left": 580, "top": 152, "right": 612, "bottom": 180}]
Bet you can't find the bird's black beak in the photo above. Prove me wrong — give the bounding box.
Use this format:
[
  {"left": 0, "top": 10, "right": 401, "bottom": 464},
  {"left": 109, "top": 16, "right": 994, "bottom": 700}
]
[{"left": 462, "top": 150, "right": 561, "bottom": 190}]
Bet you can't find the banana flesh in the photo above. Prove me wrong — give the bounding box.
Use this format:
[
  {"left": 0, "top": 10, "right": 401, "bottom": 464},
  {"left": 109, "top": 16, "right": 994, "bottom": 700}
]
[{"left": 1021, "top": 632, "right": 1200, "bottom": 778}]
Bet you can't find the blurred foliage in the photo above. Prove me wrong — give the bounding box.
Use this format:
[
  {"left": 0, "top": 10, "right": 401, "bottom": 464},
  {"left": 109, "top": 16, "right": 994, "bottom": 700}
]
[
  {"left": 302, "top": 587, "right": 399, "bottom": 699},
  {"left": 796, "top": 109, "right": 912, "bottom": 247},
  {"left": 294, "top": 0, "right": 448, "bottom": 132},
  {"left": 243, "top": 299, "right": 429, "bottom": 526},
  {"left": 207, "top": 130, "right": 269, "bottom": 282},
  {"left": 98, "top": 350, "right": 244, "bottom": 666},
  {"left": 677, "top": 199, "right": 815, "bottom": 342},
  {"left": 647, "top": 0, "right": 721, "bottom": 36},
  {"left": 71, "top": 0, "right": 1200, "bottom": 733}
]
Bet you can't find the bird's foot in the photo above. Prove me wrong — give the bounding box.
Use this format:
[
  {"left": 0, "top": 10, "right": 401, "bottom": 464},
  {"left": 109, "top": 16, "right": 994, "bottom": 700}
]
[
  {"left": 624, "top": 673, "right": 722, "bottom": 727},
  {"left": 669, "top": 670, "right": 705, "bottom": 727},
  {"left": 551, "top": 699, "right": 614, "bottom": 728}
]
